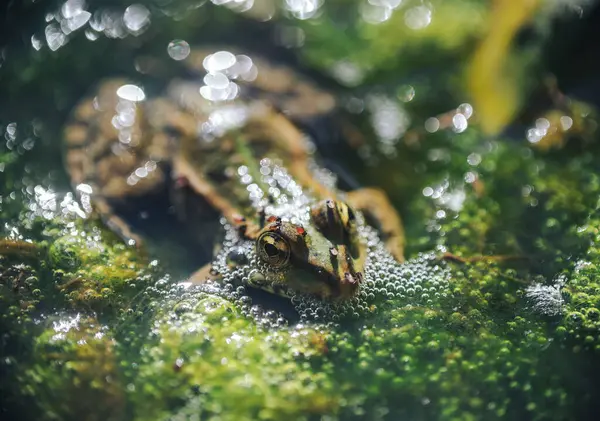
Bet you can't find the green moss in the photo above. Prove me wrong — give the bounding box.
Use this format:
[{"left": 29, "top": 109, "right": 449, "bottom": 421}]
[
  {"left": 553, "top": 216, "right": 600, "bottom": 351},
  {"left": 2, "top": 1, "right": 600, "bottom": 420},
  {"left": 16, "top": 315, "right": 126, "bottom": 421},
  {"left": 298, "top": 0, "right": 488, "bottom": 83},
  {"left": 2, "top": 179, "right": 593, "bottom": 421},
  {"left": 53, "top": 236, "right": 149, "bottom": 312},
  {"left": 0, "top": 259, "right": 43, "bottom": 325},
  {"left": 5, "top": 115, "right": 600, "bottom": 421},
  {"left": 131, "top": 293, "right": 339, "bottom": 421}
]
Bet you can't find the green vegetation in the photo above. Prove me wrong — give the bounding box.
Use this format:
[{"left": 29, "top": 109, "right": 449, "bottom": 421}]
[{"left": 2, "top": 0, "right": 600, "bottom": 420}]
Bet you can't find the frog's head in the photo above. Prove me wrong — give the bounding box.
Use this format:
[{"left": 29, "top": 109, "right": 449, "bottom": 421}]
[{"left": 247, "top": 199, "right": 367, "bottom": 300}]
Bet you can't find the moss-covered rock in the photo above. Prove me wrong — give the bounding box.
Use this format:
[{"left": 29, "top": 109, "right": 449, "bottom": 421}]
[{"left": 17, "top": 315, "right": 125, "bottom": 421}]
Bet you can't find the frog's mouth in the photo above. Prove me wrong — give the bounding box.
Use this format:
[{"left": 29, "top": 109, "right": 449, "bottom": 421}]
[
  {"left": 298, "top": 240, "right": 364, "bottom": 299},
  {"left": 270, "top": 244, "right": 363, "bottom": 300},
  {"left": 249, "top": 281, "right": 295, "bottom": 299},
  {"left": 245, "top": 258, "right": 356, "bottom": 300}
]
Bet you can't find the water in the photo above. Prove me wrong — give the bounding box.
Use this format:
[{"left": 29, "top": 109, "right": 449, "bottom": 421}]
[{"left": 1, "top": 1, "right": 600, "bottom": 420}]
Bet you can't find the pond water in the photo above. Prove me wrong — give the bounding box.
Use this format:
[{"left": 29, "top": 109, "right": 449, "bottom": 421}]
[{"left": 2, "top": 1, "right": 600, "bottom": 420}]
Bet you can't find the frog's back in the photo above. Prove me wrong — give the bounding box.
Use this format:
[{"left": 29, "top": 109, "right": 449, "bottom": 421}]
[
  {"left": 63, "top": 47, "right": 338, "bottom": 208},
  {"left": 63, "top": 79, "right": 182, "bottom": 205}
]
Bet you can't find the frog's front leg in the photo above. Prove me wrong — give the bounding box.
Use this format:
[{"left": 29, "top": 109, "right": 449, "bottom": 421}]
[{"left": 346, "top": 188, "right": 405, "bottom": 262}]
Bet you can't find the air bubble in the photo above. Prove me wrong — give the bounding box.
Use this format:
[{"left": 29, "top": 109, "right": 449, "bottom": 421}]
[
  {"left": 167, "top": 39, "right": 190, "bottom": 61},
  {"left": 397, "top": 85, "right": 415, "bottom": 102}
]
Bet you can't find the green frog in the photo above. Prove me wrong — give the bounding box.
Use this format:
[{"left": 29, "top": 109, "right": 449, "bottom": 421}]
[{"left": 59, "top": 48, "right": 407, "bottom": 300}]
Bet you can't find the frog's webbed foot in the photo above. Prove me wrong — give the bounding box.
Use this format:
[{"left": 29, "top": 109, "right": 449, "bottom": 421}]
[{"left": 346, "top": 188, "right": 405, "bottom": 263}]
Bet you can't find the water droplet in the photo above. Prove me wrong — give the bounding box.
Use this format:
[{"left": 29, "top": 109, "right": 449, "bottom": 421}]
[
  {"left": 116, "top": 84, "right": 145, "bottom": 102},
  {"left": 226, "top": 82, "right": 239, "bottom": 100},
  {"left": 527, "top": 128, "right": 543, "bottom": 144},
  {"left": 145, "top": 160, "right": 157, "bottom": 171},
  {"left": 203, "top": 51, "right": 236, "bottom": 73},
  {"left": 464, "top": 171, "right": 477, "bottom": 183},
  {"left": 118, "top": 109, "right": 136, "bottom": 127},
  {"left": 330, "top": 60, "right": 364, "bottom": 86},
  {"left": 424, "top": 117, "right": 440, "bottom": 133},
  {"left": 134, "top": 167, "right": 148, "bottom": 178},
  {"left": 535, "top": 118, "right": 550, "bottom": 134},
  {"left": 467, "top": 153, "right": 481, "bottom": 166},
  {"left": 405, "top": 6, "right": 432, "bottom": 30},
  {"left": 560, "top": 115, "right": 573, "bottom": 131},
  {"left": 89, "top": 11, "right": 105, "bottom": 32},
  {"left": 67, "top": 11, "right": 91, "bottom": 31},
  {"left": 397, "top": 85, "right": 415, "bottom": 102},
  {"left": 232, "top": 55, "right": 253, "bottom": 77},
  {"left": 61, "top": 0, "right": 86, "bottom": 19},
  {"left": 123, "top": 4, "right": 151, "bottom": 33},
  {"left": 285, "top": 0, "right": 323, "bottom": 20},
  {"left": 204, "top": 72, "right": 230, "bottom": 90},
  {"left": 452, "top": 113, "right": 468, "bottom": 133},
  {"left": 84, "top": 29, "right": 99, "bottom": 41},
  {"left": 360, "top": 3, "right": 392, "bottom": 25},
  {"left": 367, "top": 95, "right": 409, "bottom": 146},
  {"left": 167, "top": 39, "right": 190, "bottom": 61},
  {"left": 457, "top": 103, "right": 473, "bottom": 119},
  {"left": 76, "top": 183, "right": 93, "bottom": 194},
  {"left": 31, "top": 35, "right": 42, "bottom": 51},
  {"left": 200, "top": 86, "right": 226, "bottom": 101},
  {"left": 240, "top": 65, "right": 258, "bottom": 82},
  {"left": 45, "top": 24, "right": 66, "bottom": 51}
]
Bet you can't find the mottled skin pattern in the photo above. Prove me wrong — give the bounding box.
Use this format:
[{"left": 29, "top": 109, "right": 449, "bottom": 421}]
[{"left": 62, "top": 47, "right": 405, "bottom": 300}]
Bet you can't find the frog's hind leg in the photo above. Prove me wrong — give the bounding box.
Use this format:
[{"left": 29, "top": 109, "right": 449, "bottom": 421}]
[{"left": 346, "top": 188, "right": 405, "bottom": 263}]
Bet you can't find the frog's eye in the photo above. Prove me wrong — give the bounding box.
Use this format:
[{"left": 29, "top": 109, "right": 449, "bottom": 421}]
[{"left": 256, "top": 231, "right": 291, "bottom": 268}]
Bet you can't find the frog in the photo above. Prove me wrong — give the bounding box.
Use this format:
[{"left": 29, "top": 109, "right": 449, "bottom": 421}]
[{"left": 57, "top": 48, "right": 407, "bottom": 300}]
